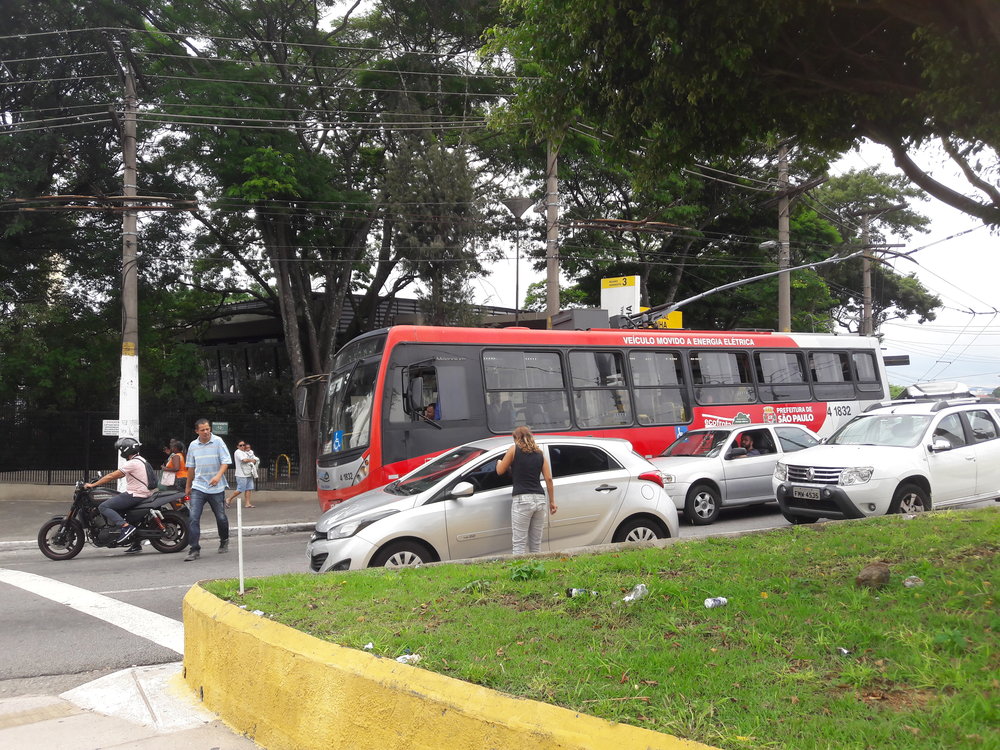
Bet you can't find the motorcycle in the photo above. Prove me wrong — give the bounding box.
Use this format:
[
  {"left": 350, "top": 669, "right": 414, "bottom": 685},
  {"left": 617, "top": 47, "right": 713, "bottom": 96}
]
[{"left": 38, "top": 481, "right": 191, "bottom": 560}]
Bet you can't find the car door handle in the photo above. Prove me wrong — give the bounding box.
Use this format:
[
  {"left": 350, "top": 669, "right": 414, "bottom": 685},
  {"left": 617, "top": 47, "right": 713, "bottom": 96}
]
[{"left": 594, "top": 484, "right": 617, "bottom": 493}]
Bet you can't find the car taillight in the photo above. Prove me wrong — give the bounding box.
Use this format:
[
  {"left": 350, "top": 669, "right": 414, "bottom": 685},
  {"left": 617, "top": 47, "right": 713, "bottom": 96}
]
[{"left": 638, "top": 470, "right": 665, "bottom": 488}]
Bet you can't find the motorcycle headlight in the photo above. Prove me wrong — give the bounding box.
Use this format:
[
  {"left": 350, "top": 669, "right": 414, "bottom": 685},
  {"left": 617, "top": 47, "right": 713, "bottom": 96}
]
[
  {"left": 327, "top": 509, "right": 399, "bottom": 540},
  {"left": 839, "top": 467, "right": 873, "bottom": 485},
  {"left": 773, "top": 462, "right": 787, "bottom": 481}
]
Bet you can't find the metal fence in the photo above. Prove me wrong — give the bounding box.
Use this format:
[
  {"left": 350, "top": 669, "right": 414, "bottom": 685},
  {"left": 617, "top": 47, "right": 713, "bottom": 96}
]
[{"left": 0, "top": 408, "right": 302, "bottom": 490}]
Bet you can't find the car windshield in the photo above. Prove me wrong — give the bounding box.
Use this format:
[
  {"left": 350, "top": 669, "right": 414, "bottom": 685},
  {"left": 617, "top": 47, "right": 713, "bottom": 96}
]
[
  {"left": 386, "top": 446, "right": 489, "bottom": 496},
  {"left": 827, "top": 414, "right": 932, "bottom": 447},
  {"left": 660, "top": 430, "right": 731, "bottom": 457}
]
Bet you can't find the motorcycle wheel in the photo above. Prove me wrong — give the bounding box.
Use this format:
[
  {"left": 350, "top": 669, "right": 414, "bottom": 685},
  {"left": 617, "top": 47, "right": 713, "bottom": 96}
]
[
  {"left": 38, "top": 518, "right": 86, "bottom": 561},
  {"left": 149, "top": 513, "right": 189, "bottom": 553}
]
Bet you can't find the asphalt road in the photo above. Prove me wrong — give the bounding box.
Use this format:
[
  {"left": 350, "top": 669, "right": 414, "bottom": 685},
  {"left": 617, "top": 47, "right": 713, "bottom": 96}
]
[{"left": 2, "top": 498, "right": 995, "bottom": 700}]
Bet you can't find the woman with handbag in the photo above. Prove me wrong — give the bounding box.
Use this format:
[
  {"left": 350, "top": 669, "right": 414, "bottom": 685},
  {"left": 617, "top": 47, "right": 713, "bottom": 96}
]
[{"left": 160, "top": 439, "right": 187, "bottom": 492}]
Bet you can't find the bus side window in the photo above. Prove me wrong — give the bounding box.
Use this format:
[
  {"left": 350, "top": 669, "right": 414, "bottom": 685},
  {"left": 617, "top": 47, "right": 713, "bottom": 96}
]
[{"left": 488, "top": 396, "right": 515, "bottom": 431}]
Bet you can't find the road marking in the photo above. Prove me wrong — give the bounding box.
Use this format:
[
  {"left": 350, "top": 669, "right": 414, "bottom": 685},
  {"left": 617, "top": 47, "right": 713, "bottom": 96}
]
[
  {"left": 100, "top": 584, "right": 190, "bottom": 595},
  {"left": 0, "top": 568, "right": 184, "bottom": 654}
]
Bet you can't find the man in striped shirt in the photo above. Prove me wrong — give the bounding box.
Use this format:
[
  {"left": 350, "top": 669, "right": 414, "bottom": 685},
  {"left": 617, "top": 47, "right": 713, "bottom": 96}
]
[{"left": 184, "top": 418, "right": 232, "bottom": 561}]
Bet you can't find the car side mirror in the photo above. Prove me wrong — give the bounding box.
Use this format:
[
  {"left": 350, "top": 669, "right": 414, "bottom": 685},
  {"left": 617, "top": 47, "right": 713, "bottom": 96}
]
[
  {"left": 450, "top": 481, "right": 476, "bottom": 499},
  {"left": 726, "top": 447, "right": 748, "bottom": 460},
  {"left": 929, "top": 437, "right": 952, "bottom": 453}
]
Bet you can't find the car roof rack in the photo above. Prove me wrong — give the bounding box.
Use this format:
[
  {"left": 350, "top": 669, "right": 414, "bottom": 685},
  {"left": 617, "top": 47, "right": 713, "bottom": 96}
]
[
  {"left": 930, "top": 397, "right": 980, "bottom": 412},
  {"left": 864, "top": 395, "right": 981, "bottom": 413}
]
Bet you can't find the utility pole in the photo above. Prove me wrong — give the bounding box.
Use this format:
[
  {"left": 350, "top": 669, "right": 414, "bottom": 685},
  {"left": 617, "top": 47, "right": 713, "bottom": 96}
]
[
  {"left": 860, "top": 214, "right": 873, "bottom": 337},
  {"left": 776, "top": 143, "right": 791, "bottom": 332},
  {"left": 850, "top": 204, "right": 906, "bottom": 336},
  {"left": 544, "top": 141, "right": 560, "bottom": 320},
  {"left": 118, "top": 63, "right": 140, "bottom": 464}
]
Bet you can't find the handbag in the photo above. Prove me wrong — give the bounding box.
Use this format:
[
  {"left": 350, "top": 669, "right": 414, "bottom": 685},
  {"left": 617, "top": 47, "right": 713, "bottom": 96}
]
[{"left": 159, "top": 469, "right": 176, "bottom": 490}]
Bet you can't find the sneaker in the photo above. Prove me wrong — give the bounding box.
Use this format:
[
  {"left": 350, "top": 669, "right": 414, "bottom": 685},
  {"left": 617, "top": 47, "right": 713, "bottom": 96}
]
[
  {"left": 218, "top": 539, "right": 229, "bottom": 554},
  {"left": 116, "top": 525, "right": 137, "bottom": 544},
  {"left": 184, "top": 549, "right": 200, "bottom": 561},
  {"left": 124, "top": 542, "right": 143, "bottom": 555}
]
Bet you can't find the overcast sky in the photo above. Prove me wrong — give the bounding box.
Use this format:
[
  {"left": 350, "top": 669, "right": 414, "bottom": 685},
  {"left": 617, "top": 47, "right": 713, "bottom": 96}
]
[{"left": 473, "top": 142, "right": 998, "bottom": 394}]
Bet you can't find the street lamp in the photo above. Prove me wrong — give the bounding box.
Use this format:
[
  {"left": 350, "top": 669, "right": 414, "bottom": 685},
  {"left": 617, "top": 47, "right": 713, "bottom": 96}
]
[{"left": 501, "top": 196, "right": 535, "bottom": 324}]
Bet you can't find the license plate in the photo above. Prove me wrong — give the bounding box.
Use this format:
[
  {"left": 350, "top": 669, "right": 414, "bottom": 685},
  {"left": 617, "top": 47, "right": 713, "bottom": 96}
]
[{"left": 792, "top": 486, "right": 820, "bottom": 501}]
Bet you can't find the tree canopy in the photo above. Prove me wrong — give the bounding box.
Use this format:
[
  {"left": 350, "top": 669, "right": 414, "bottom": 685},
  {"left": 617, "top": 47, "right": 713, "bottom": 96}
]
[
  {"left": 489, "top": 0, "right": 1000, "bottom": 225},
  {"left": 522, "top": 134, "right": 939, "bottom": 332}
]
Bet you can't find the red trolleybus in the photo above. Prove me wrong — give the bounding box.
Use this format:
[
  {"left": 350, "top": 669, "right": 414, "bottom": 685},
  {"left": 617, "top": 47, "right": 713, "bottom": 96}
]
[{"left": 312, "top": 325, "right": 889, "bottom": 510}]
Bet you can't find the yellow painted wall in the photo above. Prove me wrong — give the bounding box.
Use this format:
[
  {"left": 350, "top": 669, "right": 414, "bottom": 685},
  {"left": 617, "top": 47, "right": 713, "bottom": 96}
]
[{"left": 183, "top": 585, "right": 715, "bottom": 750}]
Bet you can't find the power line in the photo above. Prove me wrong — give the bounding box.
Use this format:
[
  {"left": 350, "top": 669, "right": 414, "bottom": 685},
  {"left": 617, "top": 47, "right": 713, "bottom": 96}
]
[
  {"left": 140, "top": 50, "right": 523, "bottom": 82},
  {"left": 0, "top": 26, "right": 525, "bottom": 64}
]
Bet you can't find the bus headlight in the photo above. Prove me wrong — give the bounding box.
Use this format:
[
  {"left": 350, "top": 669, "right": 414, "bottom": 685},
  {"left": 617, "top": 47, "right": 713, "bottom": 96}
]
[
  {"left": 839, "top": 467, "right": 873, "bottom": 485},
  {"left": 352, "top": 454, "right": 370, "bottom": 485}
]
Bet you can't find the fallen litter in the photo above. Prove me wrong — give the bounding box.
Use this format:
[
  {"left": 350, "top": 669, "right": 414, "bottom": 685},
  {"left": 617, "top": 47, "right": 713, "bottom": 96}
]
[{"left": 622, "top": 583, "right": 649, "bottom": 603}]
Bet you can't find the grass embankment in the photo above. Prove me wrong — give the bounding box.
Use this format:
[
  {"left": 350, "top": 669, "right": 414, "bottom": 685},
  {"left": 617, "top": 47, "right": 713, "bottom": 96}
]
[{"left": 205, "top": 508, "right": 999, "bottom": 749}]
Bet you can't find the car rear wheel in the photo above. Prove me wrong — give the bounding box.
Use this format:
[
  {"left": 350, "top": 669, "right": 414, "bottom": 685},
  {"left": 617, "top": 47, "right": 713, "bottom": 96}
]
[
  {"left": 612, "top": 515, "right": 668, "bottom": 543},
  {"left": 369, "top": 540, "right": 434, "bottom": 569},
  {"left": 889, "top": 483, "right": 930, "bottom": 515},
  {"left": 685, "top": 484, "right": 721, "bottom": 525}
]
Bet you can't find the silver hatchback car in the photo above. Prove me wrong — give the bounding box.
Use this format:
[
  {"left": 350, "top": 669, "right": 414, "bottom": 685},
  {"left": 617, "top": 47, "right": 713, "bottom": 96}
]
[
  {"left": 650, "top": 423, "right": 820, "bottom": 525},
  {"left": 307, "top": 435, "right": 679, "bottom": 572}
]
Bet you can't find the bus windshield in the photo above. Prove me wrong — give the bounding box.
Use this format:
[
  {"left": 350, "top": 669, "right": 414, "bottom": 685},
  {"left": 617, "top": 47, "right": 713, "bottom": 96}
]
[{"left": 320, "top": 358, "right": 381, "bottom": 455}]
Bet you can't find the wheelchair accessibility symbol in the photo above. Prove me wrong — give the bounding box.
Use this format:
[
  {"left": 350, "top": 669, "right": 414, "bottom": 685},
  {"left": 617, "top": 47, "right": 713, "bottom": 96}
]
[{"left": 332, "top": 430, "right": 344, "bottom": 452}]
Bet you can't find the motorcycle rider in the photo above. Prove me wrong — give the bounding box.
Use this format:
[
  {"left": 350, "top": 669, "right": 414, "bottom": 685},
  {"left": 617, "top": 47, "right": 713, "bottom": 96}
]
[{"left": 84, "top": 437, "right": 154, "bottom": 548}]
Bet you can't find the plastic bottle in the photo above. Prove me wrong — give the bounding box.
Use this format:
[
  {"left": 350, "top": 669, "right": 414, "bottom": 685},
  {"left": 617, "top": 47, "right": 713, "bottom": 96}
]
[
  {"left": 566, "top": 588, "right": 599, "bottom": 598},
  {"left": 622, "top": 583, "right": 649, "bottom": 603},
  {"left": 704, "top": 597, "right": 728, "bottom": 609}
]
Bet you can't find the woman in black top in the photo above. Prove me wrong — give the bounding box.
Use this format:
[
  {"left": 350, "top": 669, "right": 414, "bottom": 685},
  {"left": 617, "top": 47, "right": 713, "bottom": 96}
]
[{"left": 496, "top": 426, "right": 557, "bottom": 554}]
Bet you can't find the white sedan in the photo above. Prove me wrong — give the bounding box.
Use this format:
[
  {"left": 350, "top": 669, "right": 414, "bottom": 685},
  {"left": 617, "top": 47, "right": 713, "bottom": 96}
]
[{"left": 307, "top": 435, "right": 678, "bottom": 572}]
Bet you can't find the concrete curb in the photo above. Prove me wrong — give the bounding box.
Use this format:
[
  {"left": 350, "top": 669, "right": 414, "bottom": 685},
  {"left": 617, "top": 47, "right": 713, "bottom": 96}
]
[
  {"left": 182, "top": 585, "right": 714, "bottom": 750},
  {"left": 0, "top": 523, "right": 313, "bottom": 552}
]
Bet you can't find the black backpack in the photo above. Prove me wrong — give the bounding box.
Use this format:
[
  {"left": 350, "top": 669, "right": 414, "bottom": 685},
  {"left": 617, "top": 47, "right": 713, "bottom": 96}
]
[{"left": 137, "top": 456, "right": 158, "bottom": 491}]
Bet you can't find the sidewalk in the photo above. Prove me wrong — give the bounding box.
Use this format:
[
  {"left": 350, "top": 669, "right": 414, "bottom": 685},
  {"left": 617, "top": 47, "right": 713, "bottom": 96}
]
[
  {"left": 0, "top": 663, "right": 258, "bottom": 749},
  {"left": 0, "top": 486, "right": 323, "bottom": 550}
]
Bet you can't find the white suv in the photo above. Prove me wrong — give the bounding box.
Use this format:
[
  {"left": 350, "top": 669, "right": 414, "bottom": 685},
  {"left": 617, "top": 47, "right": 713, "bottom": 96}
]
[{"left": 772, "top": 398, "right": 1000, "bottom": 523}]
